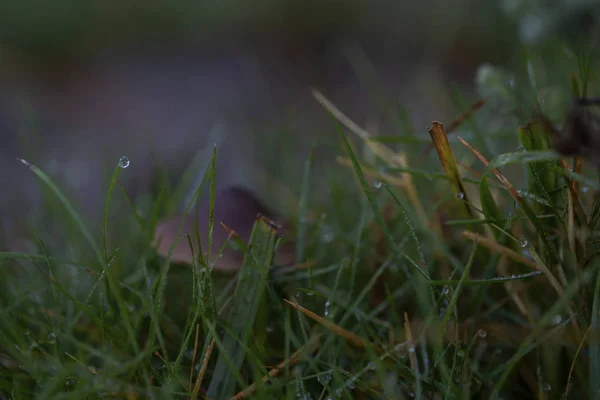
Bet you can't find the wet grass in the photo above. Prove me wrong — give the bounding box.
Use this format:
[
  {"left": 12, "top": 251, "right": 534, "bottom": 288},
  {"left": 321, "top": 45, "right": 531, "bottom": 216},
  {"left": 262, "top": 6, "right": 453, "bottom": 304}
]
[{"left": 1, "top": 34, "right": 600, "bottom": 400}]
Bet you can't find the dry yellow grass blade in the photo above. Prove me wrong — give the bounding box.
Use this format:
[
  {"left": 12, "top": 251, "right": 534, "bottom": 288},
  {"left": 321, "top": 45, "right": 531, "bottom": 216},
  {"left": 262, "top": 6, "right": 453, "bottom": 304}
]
[
  {"left": 287, "top": 298, "right": 596, "bottom": 357},
  {"left": 461, "top": 230, "right": 534, "bottom": 321},
  {"left": 462, "top": 230, "right": 578, "bottom": 330},
  {"left": 188, "top": 324, "right": 200, "bottom": 395},
  {"left": 284, "top": 298, "right": 384, "bottom": 353},
  {"left": 312, "top": 88, "right": 428, "bottom": 226},
  {"left": 457, "top": 136, "right": 522, "bottom": 202},
  {"left": 420, "top": 97, "right": 487, "bottom": 158},
  {"left": 230, "top": 334, "right": 322, "bottom": 400},
  {"left": 428, "top": 122, "right": 472, "bottom": 215},
  {"left": 461, "top": 231, "right": 540, "bottom": 270},
  {"left": 336, "top": 156, "right": 405, "bottom": 188},
  {"left": 191, "top": 338, "right": 215, "bottom": 399},
  {"left": 403, "top": 312, "right": 417, "bottom": 371}
]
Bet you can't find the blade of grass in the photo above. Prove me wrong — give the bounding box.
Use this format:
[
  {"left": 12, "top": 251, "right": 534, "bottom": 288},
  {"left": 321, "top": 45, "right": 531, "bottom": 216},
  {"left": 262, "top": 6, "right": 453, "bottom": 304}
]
[
  {"left": 428, "top": 122, "right": 472, "bottom": 216},
  {"left": 206, "top": 215, "right": 279, "bottom": 398},
  {"left": 296, "top": 146, "right": 315, "bottom": 264},
  {"left": 491, "top": 260, "right": 600, "bottom": 396},
  {"left": 17, "top": 158, "right": 103, "bottom": 268},
  {"left": 458, "top": 137, "right": 560, "bottom": 266},
  {"left": 192, "top": 338, "right": 214, "bottom": 399},
  {"left": 284, "top": 299, "right": 383, "bottom": 353},
  {"left": 230, "top": 334, "right": 322, "bottom": 400},
  {"left": 589, "top": 266, "right": 600, "bottom": 396},
  {"left": 316, "top": 92, "right": 430, "bottom": 284},
  {"left": 102, "top": 163, "right": 123, "bottom": 263}
]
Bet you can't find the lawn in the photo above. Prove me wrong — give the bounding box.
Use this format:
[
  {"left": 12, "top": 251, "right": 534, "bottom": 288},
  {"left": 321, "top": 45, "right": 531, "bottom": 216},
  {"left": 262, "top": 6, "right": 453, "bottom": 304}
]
[{"left": 1, "top": 4, "right": 600, "bottom": 400}]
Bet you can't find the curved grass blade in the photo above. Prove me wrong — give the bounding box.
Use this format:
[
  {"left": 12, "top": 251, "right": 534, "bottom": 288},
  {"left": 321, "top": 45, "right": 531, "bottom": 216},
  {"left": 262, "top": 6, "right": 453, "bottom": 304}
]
[{"left": 17, "top": 158, "right": 103, "bottom": 268}]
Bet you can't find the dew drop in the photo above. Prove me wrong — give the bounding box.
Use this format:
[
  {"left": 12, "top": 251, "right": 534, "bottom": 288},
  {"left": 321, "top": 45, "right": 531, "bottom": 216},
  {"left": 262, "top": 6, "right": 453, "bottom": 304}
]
[
  {"left": 324, "top": 300, "right": 331, "bottom": 317},
  {"left": 477, "top": 329, "right": 487, "bottom": 338},
  {"left": 47, "top": 332, "right": 57, "bottom": 344},
  {"left": 543, "top": 382, "right": 551, "bottom": 391},
  {"left": 442, "top": 287, "right": 450, "bottom": 295},
  {"left": 408, "top": 344, "right": 416, "bottom": 353},
  {"left": 551, "top": 314, "right": 562, "bottom": 325},
  {"left": 456, "top": 192, "right": 465, "bottom": 200},
  {"left": 64, "top": 378, "right": 77, "bottom": 390},
  {"left": 582, "top": 186, "right": 589, "bottom": 193},
  {"left": 118, "top": 156, "right": 130, "bottom": 169},
  {"left": 321, "top": 226, "right": 334, "bottom": 243},
  {"left": 518, "top": 237, "right": 528, "bottom": 248},
  {"left": 318, "top": 373, "right": 331, "bottom": 385},
  {"left": 373, "top": 181, "right": 383, "bottom": 189}
]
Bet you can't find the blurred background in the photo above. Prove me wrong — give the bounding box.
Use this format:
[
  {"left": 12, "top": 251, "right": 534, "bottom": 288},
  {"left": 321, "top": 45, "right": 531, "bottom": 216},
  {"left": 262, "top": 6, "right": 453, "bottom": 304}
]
[{"left": 0, "top": 0, "right": 597, "bottom": 250}]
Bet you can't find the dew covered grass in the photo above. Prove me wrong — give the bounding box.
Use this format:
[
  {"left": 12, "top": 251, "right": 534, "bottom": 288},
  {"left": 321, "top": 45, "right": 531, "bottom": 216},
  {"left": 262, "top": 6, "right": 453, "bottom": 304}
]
[{"left": 1, "top": 19, "right": 600, "bottom": 400}]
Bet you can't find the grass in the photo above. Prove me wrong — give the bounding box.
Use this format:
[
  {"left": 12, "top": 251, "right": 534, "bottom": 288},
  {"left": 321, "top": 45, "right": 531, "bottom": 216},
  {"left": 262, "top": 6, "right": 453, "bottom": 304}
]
[{"left": 1, "top": 30, "right": 600, "bottom": 400}]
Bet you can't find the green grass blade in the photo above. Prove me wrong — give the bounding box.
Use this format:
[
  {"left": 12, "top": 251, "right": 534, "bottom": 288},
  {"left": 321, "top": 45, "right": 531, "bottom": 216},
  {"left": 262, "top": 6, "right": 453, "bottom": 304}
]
[
  {"left": 479, "top": 177, "right": 502, "bottom": 228},
  {"left": 206, "top": 216, "right": 278, "bottom": 398},
  {"left": 102, "top": 163, "right": 122, "bottom": 263},
  {"left": 296, "top": 146, "right": 314, "bottom": 264},
  {"left": 17, "top": 157, "right": 104, "bottom": 268},
  {"left": 589, "top": 266, "right": 600, "bottom": 396},
  {"left": 491, "top": 260, "right": 600, "bottom": 396}
]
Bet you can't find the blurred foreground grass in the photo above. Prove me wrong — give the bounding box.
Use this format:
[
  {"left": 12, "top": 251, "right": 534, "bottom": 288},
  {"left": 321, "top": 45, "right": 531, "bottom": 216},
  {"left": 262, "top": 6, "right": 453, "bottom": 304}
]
[{"left": 2, "top": 7, "right": 600, "bottom": 399}]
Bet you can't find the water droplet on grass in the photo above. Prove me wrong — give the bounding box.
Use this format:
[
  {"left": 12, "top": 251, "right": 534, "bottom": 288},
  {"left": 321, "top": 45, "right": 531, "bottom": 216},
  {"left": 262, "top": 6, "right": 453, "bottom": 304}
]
[
  {"left": 119, "top": 156, "right": 130, "bottom": 168},
  {"left": 518, "top": 237, "right": 528, "bottom": 248},
  {"left": 318, "top": 373, "right": 331, "bottom": 385},
  {"left": 477, "top": 329, "right": 487, "bottom": 338},
  {"left": 456, "top": 192, "right": 465, "bottom": 200},
  {"left": 47, "top": 332, "right": 56, "bottom": 344},
  {"left": 321, "top": 226, "right": 334, "bottom": 243}
]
